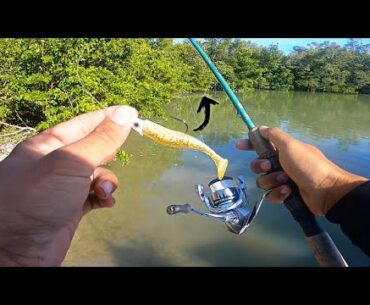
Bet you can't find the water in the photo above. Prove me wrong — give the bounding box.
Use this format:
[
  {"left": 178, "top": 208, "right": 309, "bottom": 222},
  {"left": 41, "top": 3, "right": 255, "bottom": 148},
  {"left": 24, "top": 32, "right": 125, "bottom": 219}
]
[{"left": 63, "top": 90, "right": 370, "bottom": 266}]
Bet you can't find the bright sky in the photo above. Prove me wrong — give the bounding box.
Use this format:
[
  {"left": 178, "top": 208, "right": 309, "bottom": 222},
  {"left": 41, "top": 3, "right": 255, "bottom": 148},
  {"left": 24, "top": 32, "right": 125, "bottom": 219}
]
[{"left": 175, "top": 38, "right": 370, "bottom": 54}]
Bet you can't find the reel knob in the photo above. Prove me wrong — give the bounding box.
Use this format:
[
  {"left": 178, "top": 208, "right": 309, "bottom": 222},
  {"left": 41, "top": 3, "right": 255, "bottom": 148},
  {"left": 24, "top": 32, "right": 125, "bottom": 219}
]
[{"left": 166, "top": 204, "right": 192, "bottom": 215}]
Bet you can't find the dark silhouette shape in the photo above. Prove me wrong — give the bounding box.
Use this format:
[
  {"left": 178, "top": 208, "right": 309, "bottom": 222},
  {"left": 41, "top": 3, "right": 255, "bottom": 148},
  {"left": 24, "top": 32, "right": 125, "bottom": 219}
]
[{"left": 193, "top": 96, "right": 219, "bottom": 132}]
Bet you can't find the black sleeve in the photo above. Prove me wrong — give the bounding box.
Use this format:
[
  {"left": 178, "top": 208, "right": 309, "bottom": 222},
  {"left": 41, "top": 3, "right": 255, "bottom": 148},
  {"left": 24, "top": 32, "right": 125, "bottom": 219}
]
[{"left": 326, "top": 180, "right": 370, "bottom": 257}]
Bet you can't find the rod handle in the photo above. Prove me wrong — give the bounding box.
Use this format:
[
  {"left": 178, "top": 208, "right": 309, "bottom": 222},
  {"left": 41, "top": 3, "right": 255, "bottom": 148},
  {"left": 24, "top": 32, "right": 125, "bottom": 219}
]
[
  {"left": 248, "top": 127, "right": 348, "bottom": 267},
  {"left": 248, "top": 127, "right": 318, "bottom": 234},
  {"left": 306, "top": 232, "right": 348, "bottom": 267}
]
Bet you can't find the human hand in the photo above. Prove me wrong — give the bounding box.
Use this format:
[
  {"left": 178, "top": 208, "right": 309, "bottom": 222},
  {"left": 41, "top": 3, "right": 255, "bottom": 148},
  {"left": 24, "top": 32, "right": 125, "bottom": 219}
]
[
  {"left": 0, "top": 106, "right": 138, "bottom": 266},
  {"left": 237, "top": 127, "right": 368, "bottom": 216}
]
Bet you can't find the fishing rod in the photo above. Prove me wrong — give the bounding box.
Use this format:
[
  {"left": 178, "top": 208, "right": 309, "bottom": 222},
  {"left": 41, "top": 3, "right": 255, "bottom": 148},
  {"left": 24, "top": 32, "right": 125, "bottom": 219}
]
[{"left": 189, "top": 38, "right": 348, "bottom": 267}]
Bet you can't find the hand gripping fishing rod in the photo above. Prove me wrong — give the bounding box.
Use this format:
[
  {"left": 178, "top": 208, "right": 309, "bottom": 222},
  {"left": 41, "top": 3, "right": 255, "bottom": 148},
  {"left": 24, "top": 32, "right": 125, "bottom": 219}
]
[{"left": 189, "top": 38, "right": 348, "bottom": 267}]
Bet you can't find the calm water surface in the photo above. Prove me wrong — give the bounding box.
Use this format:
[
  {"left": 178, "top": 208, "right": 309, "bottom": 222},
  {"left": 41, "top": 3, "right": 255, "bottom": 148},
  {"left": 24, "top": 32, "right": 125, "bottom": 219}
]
[{"left": 63, "top": 90, "right": 370, "bottom": 266}]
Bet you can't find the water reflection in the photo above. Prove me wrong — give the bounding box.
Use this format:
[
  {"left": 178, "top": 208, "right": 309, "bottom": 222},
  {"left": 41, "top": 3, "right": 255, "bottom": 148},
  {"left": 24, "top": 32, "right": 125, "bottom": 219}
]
[{"left": 64, "top": 91, "right": 370, "bottom": 266}]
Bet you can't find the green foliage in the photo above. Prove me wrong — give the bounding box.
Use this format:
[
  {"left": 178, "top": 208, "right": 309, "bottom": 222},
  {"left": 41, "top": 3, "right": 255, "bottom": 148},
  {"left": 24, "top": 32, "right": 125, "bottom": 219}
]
[
  {"left": 202, "top": 38, "right": 370, "bottom": 94},
  {"left": 115, "top": 149, "right": 131, "bottom": 165},
  {"left": 0, "top": 38, "right": 214, "bottom": 130},
  {"left": 202, "top": 39, "right": 294, "bottom": 92},
  {"left": 0, "top": 38, "right": 369, "bottom": 132},
  {"left": 288, "top": 40, "right": 370, "bottom": 94}
]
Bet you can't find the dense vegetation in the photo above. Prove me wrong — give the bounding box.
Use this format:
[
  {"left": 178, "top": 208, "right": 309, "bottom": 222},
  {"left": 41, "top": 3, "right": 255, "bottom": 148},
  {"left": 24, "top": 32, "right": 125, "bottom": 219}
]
[{"left": 0, "top": 38, "right": 369, "bottom": 131}]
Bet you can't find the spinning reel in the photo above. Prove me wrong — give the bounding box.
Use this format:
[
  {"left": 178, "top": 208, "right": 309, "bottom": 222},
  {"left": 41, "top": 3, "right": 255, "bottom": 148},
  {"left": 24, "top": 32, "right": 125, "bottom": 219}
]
[{"left": 167, "top": 176, "right": 270, "bottom": 235}]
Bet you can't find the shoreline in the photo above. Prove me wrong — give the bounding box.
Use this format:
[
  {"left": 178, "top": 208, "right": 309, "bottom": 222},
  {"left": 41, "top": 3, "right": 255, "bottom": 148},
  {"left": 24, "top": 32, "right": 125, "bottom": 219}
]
[{"left": 0, "top": 142, "right": 16, "bottom": 161}]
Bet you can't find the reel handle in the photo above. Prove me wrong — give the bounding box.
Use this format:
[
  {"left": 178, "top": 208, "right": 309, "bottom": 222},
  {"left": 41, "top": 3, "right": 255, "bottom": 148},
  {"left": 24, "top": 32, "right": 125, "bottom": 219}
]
[
  {"left": 167, "top": 204, "right": 192, "bottom": 215},
  {"left": 248, "top": 127, "right": 348, "bottom": 267}
]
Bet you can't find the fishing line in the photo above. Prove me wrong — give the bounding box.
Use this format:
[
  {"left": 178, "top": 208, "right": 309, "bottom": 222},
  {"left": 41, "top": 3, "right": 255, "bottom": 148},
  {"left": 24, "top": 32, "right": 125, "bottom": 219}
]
[{"left": 168, "top": 115, "right": 189, "bottom": 133}]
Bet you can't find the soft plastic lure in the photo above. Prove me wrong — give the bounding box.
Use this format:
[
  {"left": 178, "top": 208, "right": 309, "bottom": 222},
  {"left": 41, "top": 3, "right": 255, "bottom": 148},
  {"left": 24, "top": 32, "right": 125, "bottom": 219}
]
[{"left": 132, "top": 118, "right": 228, "bottom": 180}]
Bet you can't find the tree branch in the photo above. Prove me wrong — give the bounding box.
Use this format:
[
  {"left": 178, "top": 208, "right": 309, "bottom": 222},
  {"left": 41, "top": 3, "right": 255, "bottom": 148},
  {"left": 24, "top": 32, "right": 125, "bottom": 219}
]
[
  {"left": 0, "top": 121, "right": 36, "bottom": 132},
  {"left": 76, "top": 46, "right": 103, "bottom": 108},
  {"left": 14, "top": 110, "right": 32, "bottom": 129},
  {"left": 0, "top": 129, "right": 33, "bottom": 137}
]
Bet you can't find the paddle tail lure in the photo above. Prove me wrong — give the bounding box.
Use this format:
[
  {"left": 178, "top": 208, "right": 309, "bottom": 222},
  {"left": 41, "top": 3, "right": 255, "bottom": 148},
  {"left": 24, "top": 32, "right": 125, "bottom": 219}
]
[
  {"left": 189, "top": 38, "right": 348, "bottom": 267},
  {"left": 132, "top": 118, "right": 228, "bottom": 180}
]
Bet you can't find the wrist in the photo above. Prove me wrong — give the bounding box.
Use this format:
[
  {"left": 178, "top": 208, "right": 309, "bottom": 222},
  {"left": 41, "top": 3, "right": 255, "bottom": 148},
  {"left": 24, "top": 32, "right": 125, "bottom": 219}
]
[
  {"left": 0, "top": 245, "right": 50, "bottom": 267},
  {"left": 323, "top": 169, "right": 369, "bottom": 215},
  {"left": 0, "top": 246, "right": 24, "bottom": 266},
  {"left": 0, "top": 228, "right": 51, "bottom": 267}
]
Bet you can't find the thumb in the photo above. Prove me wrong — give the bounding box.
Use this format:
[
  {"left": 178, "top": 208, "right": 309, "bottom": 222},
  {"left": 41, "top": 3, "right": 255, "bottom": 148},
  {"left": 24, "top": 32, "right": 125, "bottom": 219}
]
[
  {"left": 258, "top": 126, "right": 294, "bottom": 150},
  {"left": 45, "top": 106, "right": 138, "bottom": 175}
]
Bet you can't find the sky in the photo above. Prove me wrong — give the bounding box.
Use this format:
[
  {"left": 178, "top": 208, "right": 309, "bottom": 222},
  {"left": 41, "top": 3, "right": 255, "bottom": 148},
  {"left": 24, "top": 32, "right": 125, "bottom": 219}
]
[{"left": 175, "top": 38, "right": 370, "bottom": 54}]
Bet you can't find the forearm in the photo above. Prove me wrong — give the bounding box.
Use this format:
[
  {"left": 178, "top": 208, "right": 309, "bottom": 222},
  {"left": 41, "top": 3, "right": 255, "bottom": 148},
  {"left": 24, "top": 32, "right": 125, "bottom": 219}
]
[{"left": 326, "top": 180, "right": 370, "bottom": 257}]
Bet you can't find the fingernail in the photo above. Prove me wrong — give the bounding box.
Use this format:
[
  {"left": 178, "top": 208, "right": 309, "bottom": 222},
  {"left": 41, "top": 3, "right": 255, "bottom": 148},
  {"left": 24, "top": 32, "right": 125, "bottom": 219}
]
[
  {"left": 280, "top": 186, "right": 290, "bottom": 195},
  {"left": 110, "top": 106, "right": 137, "bottom": 126},
  {"left": 261, "top": 160, "right": 271, "bottom": 170},
  {"left": 101, "top": 181, "right": 113, "bottom": 198},
  {"left": 277, "top": 173, "right": 289, "bottom": 183}
]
